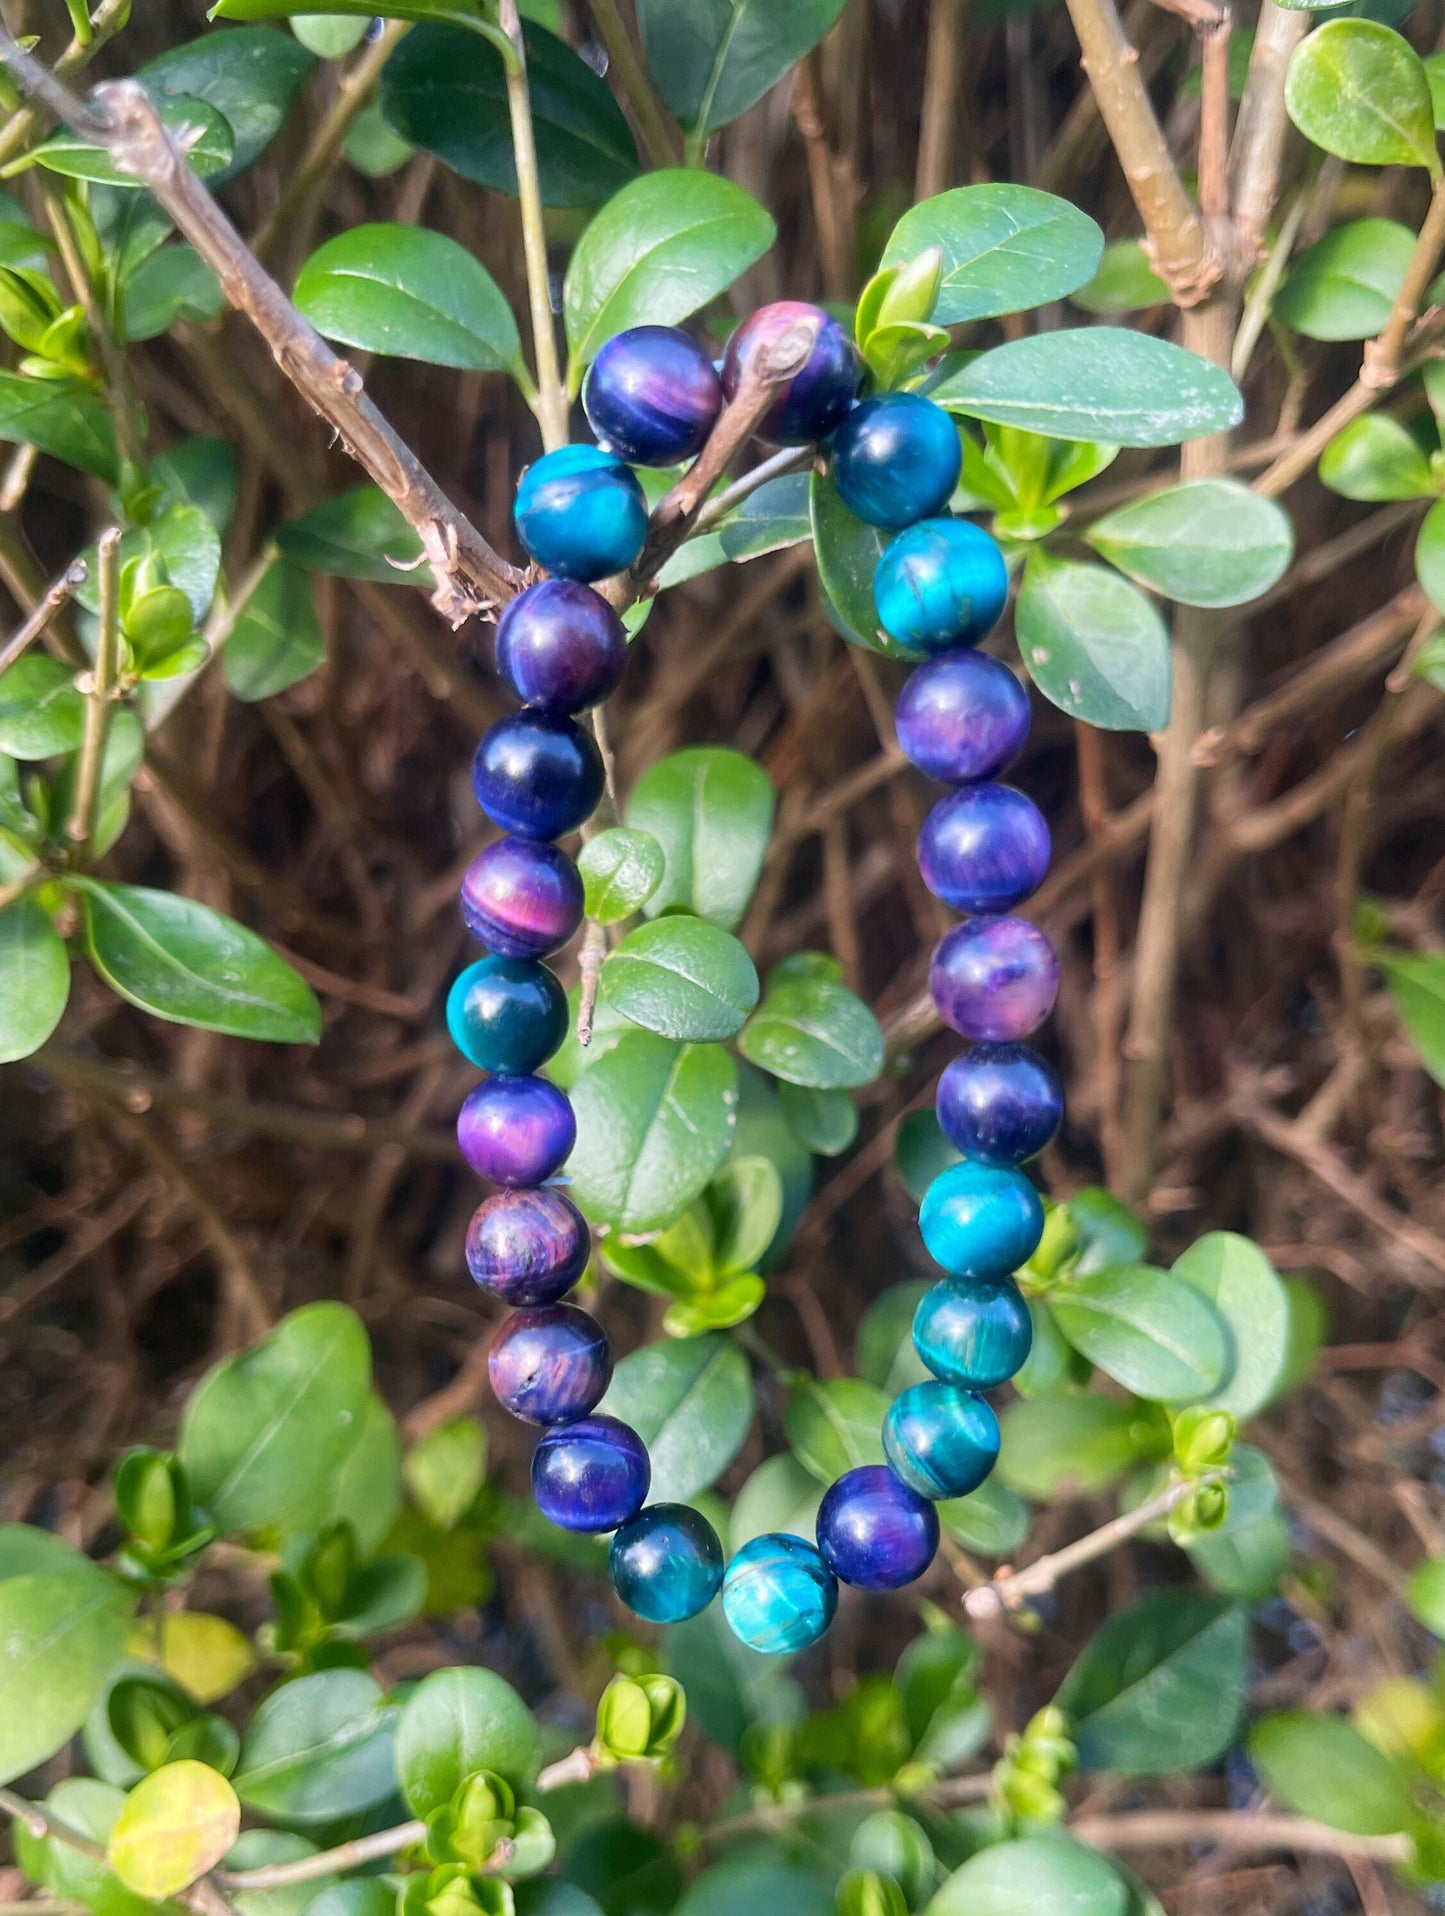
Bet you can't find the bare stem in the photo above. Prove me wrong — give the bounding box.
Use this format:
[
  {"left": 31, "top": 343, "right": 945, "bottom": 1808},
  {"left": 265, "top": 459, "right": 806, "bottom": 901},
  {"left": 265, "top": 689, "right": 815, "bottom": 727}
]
[
  {"left": 499, "top": 0, "right": 568, "bottom": 449},
  {"left": 1072, "top": 1809, "right": 1411, "bottom": 1863},
  {"left": 1366, "top": 174, "right": 1445, "bottom": 387},
  {"left": 0, "top": 556, "right": 87, "bottom": 676},
  {"left": 582, "top": 0, "right": 682, "bottom": 169},
  {"left": 1228, "top": 0, "right": 1307, "bottom": 263},
  {"left": 64, "top": 526, "right": 121, "bottom": 853},
  {"left": 0, "top": 0, "right": 128, "bottom": 168},
  {"left": 693, "top": 445, "right": 813, "bottom": 535},
  {"left": 218, "top": 1823, "right": 426, "bottom": 1891}
]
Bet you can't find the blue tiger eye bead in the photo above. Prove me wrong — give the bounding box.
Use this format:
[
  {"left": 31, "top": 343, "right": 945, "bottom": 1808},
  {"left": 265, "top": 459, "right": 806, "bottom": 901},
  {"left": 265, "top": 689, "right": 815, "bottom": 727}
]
[
  {"left": 721, "top": 301, "right": 860, "bottom": 446},
  {"left": 874, "top": 518, "right": 1009, "bottom": 654},
  {"left": 489, "top": 1303, "right": 611, "bottom": 1425},
  {"left": 937, "top": 1042, "right": 1063, "bottom": 1165},
  {"left": 494, "top": 580, "right": 627, "bottom": 714},
  {"left": 457, "top": 1076, "right": 575, "bottom": 1186},
  {"left": 610, "top": 1502, "right": 725, "bottom": 1622},
  {"left": 920, "top": 1159, "right": 1044, "bottom": 1278},
  {"left": 913, "top": 1275, "right": 1034, "bottom": 1389},
  {"left": 929, "top": 915, "right": 1059, "bottom": 1041},
  {"left": 883, "top": 1381, "right": 1000, "bottom": 1500},
  {"left": 461, "top": 837, "right": 584, "bottom": 959},
  {"left": 532, "top": 1414, "right": 650, "bottom": 1532},
  {"left": 831, "top": 393, "right": 962, "bottom": 529},
  {"left": 896, "top": 652, "right": 1032, "bottom": 784},
  {"left": 514, "top": 445, "right": 648, "bottom": 583},
  {"left": 816, "top": 1464, "right": 939, "bottom": 1591},
  {"left": 472, "top": 710, "right": 604, "bottom": 841},
  {"left": 447, "top": 957, "right": 568, "bottom": 1075},
  {"left": 918, "top": 784, "right": 1051, "bottom": 914},
  {"left": 466, "top": 1187, "right": 589, "bottom": 1306},
  {"left": 722, "top": 1532, "right": 838, "bottom": 1653},
  {"left": 584, "top": 326, "right": 723, "bottom": 467}
]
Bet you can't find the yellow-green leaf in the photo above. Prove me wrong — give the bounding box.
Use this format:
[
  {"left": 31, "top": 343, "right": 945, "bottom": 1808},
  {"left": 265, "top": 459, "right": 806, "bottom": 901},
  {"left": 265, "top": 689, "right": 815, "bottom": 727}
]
[{"left": 107, "top": 1761, "right": 240, "bottom": 1899}]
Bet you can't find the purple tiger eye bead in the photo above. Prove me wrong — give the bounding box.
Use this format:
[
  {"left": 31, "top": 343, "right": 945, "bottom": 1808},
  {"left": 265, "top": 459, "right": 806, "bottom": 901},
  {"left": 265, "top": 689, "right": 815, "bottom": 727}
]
[
  {"left": 532, "top": 1413, "right": 651, "bottom": 1532},
  {"left": 930, "top": 915, "right": 1059, "bottom": 1041},
  {"left": 465, "top": 1187, "right": 590, "bottom": 1305},
  {"left": 815, "top": 1464, "right": 940, "bottom": 1591},
  {"left": 494, "top": 580, "right": 627, "bottom": 714},
  {"left": 937, "top": 1042, "right": 1063, "bottom": 1165},
  {"left": 457, "top": 1076, "right": 576, "bottom": 1186},
  {"left": 489, "top": 1303, "right": 612, "bottom": 1425},
  {"left": 461, "top": 837, "right": 584, "bottom": 959},
  {"left": 896, "top": 653, "right": 1031, "bottom": 784},
  {"left": 917, "top": 784, "right": 1051, "bottom": 914},
  {"left": 722, "top": 300, "right": 860, "bottom": 446},
  {"left": 584, "top": 325, "right": 723, "bottom": 466}
]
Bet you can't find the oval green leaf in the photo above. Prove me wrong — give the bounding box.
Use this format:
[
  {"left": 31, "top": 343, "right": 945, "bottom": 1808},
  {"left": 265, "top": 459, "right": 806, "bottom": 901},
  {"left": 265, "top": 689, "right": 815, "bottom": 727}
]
[
  {"left": 0, "top": 1570, "right": 136, "bottom": 1785},
  {"left": 1416, "top": 496, "right": 1445, "bottom": 614},
  {"left": 626, "top": 746, "right": 774, "bottom": 929},
  {"left": 599, "top": 1333, "right": 754, "bottom": 1501},
  {"left": 730, "top": 1453, "right": 824, "bottom": 1549},
  {"left": 637, "top": 0, "right": 847, "bottom": 135},
  {"left": 224, "top": 558, "right": 326, "bottom": 701},
  {"left": 276, "top": 485, "right": 427, "bottom": 582},
  {"left": 0, "top": 372, "right": 119, "bottom": 481},
  {"left": 927, "top": 1838, "right": 1128, "bottom": 1916},
  {"left": 578, "top": 827, "right": 665, "bottom": 924},
  {"left": 0, "top": 654, "right": 85, "bottom": 759},
  {"left": 997, "top": 1391, "right": 1159, "bottom": 1500},
  {"left": 108, "top": 1762, "right": 240, "bottom": 1899},
  {"left": 1285, "top": 20, "right": 1439, "bottom": 174},
  {"left": 1274, "top": 219, "right": 1416, "bottom": 341},
  {"left": 882, "top": 185, "right": 1103, "bottom": 324},
  {"left": 1086, "top": 480, "right": 1293, "bottom": 609},
  {"left": 1250, "top": 1711, "right": 1412, "bottom": 1834},
  {"left": 1319, "top": 414, "right": 1435, "bottom": 502},
  {"left": 1050, "top": 1264, "right": 1229, "bottom": 1403},
  {"left": 140, "top": 26, "right": 317, "bottom": 176},
  {"left": 0, "top": 896, "right": 69, "bottom": 1063},
  {"left": 35, "top": 96, "right": 234, "bottom": 186},
  {"left": 785, "top": 1376, "right": 889, "bottom": 1482},
  {"left": 738, "top": 969, "right": 885, "bottom": 1089},
  {"left": 395, "top": 1666, "right": 541, "bottom": 1814},
  {"left": 810, "top": 467, "right": 919, "bottom": 660},
  {"left": 1172, "top": 1231, "right": 1290, "bottom": 1417},
  {"left": 233, "top": 1670, "right": 397, "bottom": 1823},
  {"left": 601, "top": 915, "right": 759, "bottom": 1042},
  {"left": 1015, "top": 551, "right": 1171, "bottom": 732}
]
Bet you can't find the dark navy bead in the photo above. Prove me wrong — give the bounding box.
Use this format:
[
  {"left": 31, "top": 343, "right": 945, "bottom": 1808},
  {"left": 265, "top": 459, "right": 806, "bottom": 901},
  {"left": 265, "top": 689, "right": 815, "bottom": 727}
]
[
  {"left": 919, "top": 1159, "right": 1045, "bottom": 1278},
  {"left": 489, "top": 1303, "right": 611, "bottom": 1425},
  {"left": 815, "top": 1464, "right": 940, "bottom": 1591},
  {"left": 913, "top": 1275, "right": 1034, "bottom": 1389},
  {"left": 610, "top": 1503, "right": 725, "bottom": 1622},
  {"left": 494, "top": 580, "right": 627, "bottom": 714},
  {"left": 722, "top": 1532, "right": 838, "bottom": 1652},
  {"left": 937, "top": 1042, "right": 1063, "bottom": 1165},
  {"left": 874, "top": 518, "right": 1009, "bottom": 654},
  {"left": 584, "top": 326, "right": 722, "bottom": 467},
  {"left": 884, "top": 1381, "right": 1000, "bottom": 1500},
  {"left": 466, "top": 1187, "right": 589, "bottom": 1305},
  {"left": 897, "top": 652, "right": 1031, "bottom": 784},
  {"left": 532, "top": 1413, "right": 650, "bottom": 1532},
  {"left": 721, "top": 301, "right": 860, "bottom": 446},
  {"left": 514, "top": 445, "right": 648, "bottom": 583},
  {"left": 472, "top": 710, "right": 604, "bottom": 841},
  {"left": 918, "top": 784, "right": 1051, "bottom": 913},
  {"left": 457, "top": 1075, "right": 575, "bottom": 1186},
  {"left": 461, "top": 837, "right": 584, "bottom": 959},
  {"left": 929, "top": 915, "right": 1059, "bottom": 1041},
  {"left": 446, "top": 956, "right": 568, "bottom": 1076},
  {"left": 831, "top": 394, "right": 962, "bottom": 530}
]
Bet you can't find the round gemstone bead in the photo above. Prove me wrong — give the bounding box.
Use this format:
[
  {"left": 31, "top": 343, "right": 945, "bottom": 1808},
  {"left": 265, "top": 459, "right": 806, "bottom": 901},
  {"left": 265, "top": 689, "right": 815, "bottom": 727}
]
[
  {"left": 722, "top": 1532, "right": 838, "bottom": 1654},
  {"left": 896, "top": 652, "right": 1031, "bottom": 785},
  {"left": 721, "top": 301, "right": 860, "bottom": 446},
  {"left": 610, "top": 1502, "right": 725, "bottom": 1622},
  {"left": 489, "top": 1303, "right": 611, "bottom": 1425},
  {"left": 919, "top": 1159, "right": 1044, "bottom": 1278},
  {"left": 461, "top": 837, "right": 584, "bottom": 959},
  {"left": 831, "top": 393, "right": 962, "bottom": 529},
  {"left": 937, "top": 1042, "right": 1063, "bottom": 1165},
  {"left": 883, "top": 1381, "right": 1000, "bottom": 1500},
  {"left": 929, "top": 915, "right": 1059, "bottom": 1041},
  {"left": 457, "top": 1076, "right": 575, "bottom": 1186},
  {"left": 918, "top": 784, "right": 1051, "bottom": 913},
  {"left": 874, "top": 518, "right": 1009, "bottom": 654},
  {"left": 514, "top": 444, "right": 648, "bottom": 583},
  {"left": 913, "top": 1275, "right": 1034, "bottom": 1389},
  {"left": 465, "top": 1187, "right": 589, "bottom": 1305},
  {"left": 494, "top": 580, "right": 627, "bottom": 714},
  {"left": 532, "top": 1414, "right": 650, "bottom": 1532},
  {"left": 815, "top": 1464, "right": 940, "bottom": 1591},
  {"left": 584, "top": 325, "right": 723, "bottom": 467},
  {"left": 472, "top": 710, "right": 604, "bottom": 841},
  {"left": 446, "top": 956, "right": 568, "bottom": 1076}
]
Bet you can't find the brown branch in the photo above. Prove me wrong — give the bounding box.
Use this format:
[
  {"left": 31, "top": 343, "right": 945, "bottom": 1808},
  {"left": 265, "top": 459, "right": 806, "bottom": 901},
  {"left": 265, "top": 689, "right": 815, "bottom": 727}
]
[
  {"left": 0, "top": 557, "right": 87, "bottom": 677},
  {"left": 1228, "top": 0, "right": 1307, "bottom": 263},
  {"left": 1071, "top": 1810, "right": 1411, "bottom": 1864},
  {"left": 582, "top": 0, "right": 682, "bottom": 169},
  {"left": 916, "top": 0, "right": 970, "bottom": 200},
  {"left": 499, "top": 0, "right": 567, "bottom": 448},
  {"left": 0, "top": 0, "right": 128, "bottom": 168},
  {"left": 1365, "top": 176, "right": 1445, "bottom": 388}
]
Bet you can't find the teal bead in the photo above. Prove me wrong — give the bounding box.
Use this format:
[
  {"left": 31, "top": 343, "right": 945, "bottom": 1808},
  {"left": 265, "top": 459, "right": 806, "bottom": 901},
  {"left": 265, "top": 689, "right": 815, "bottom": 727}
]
[
  {"left": 919, "top": 1160, "right": 1044, "bottom": 1278},
  {"left": 913, "top": 1276, "right": 1033, "bottom": 1389},
  {"left": 884, "top": 1381, "right": 999, "bottom": 1500},
  {"left": 722, "top": 1533, "right": 837, "bottom": 1653},
  {"left": 874, "top": 518, "right": 1009, "bottom": 654},
  {"left": 610, "top": 1503, "right": 724, "bottom": 1623},
  {"left": 446, "top": 957, "right": 567, "bottom": 1074}
]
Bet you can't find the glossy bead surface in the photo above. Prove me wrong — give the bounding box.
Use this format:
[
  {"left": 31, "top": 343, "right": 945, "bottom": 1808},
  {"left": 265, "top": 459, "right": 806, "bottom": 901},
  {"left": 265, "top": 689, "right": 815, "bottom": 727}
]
[
  {"left": 831, "top": 394, "right": 962, "bottom": 529},
  {"left": 721, "top": 301, "right": 860, "bottom": 446},
  {"left": 447, "top": 956, "right": 568, "bottom": 1076},
  {"left": 465, "top": 1187, "right": 589, "bottom": 1305},
  {"left": 610, "top": 1503, "right": 725, "bottom": 1622},
  {"left": 918, "top": 784, "right": 1051, "bottom": 913},
  {"left": 913, "top": 1275, "right": 1034, "bottom": 1389},
  {"left": 896, "top": 652, "right": 1031, "bottom": 785},
  {"left": 929, "top": 915, "right": 1059, "bottom": 1041},
  {"left": 874, "top": 518, "right": 1009, "bottom": 654},
  {"left": 816, "top": 1464, "right": 940, "bottom": 1590},
  {"left": 532, "top": 1414, "right": 650, "bottom": 1532},
  {"left": 461, "top": 837, "right": 584, "bottom": 959},
  {"left": 489, "top": 1303, "right": 611, "bottom": 1425},
  {"left": 584, "top": 325, "right": 722, "bottom": 466},
  {"left": 937, "top": 1042, "right": 1063, "bottom": 1165},
  {"left": 457, "top": 1076, "right": 575, "bottom": 1186},
  {"left": 919, "top": 1159, "right": 1044, "bottom": 1278},
  {"left": 884, "top": 1381, "right": 1000, "bottom": 1500},
  {"left": 472, "top": 710, "right": 604, "bottom": 840},
  {"left": 514, "top": 445, "right": 648, "bottom": 583},
  {"left": 722, "top": 1532, "right": 838, "bottom": 1654},
  {"left": 494, "top": 580, "right": 627, "bottom": 714}
]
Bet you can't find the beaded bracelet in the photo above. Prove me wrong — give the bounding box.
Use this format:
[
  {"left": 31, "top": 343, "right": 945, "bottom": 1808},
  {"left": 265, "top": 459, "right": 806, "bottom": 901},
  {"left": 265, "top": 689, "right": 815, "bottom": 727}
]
[{"left": 450, "top": 305, "right": 1061, "bottom": 1655}]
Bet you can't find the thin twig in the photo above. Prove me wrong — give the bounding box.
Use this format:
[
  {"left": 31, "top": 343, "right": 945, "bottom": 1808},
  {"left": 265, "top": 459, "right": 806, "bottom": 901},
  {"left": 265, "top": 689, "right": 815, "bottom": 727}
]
[
  {"left": 64, "top": 527, "right": 120, "bottom": 853},
  {"left": 499, "top": 0, "right": 567, "bottom": 447},
  {"left": 1366, "top": 175, "right": 1445, "bottom": 388},
  {"left": 0, "top": 558, "right": 87, "bottom": 677},
  {"left": 692, "top": 445, "right": 814, "bottom": 535},
  {"left": 0, "top": 0, "right": 128, "bottom": 168},
  {"left": 582, "top": 0, "right": 682, "bottom": 169},
  {"left": 218, "top": 1823, "right": 426, "bottom": 1891},
  {"left": 1071, "top": 1810, "right": 1411, "bottom": 1863},
  {"left": 1228, "top": 0, "right": 1307, "bottom": 262},
  {"left": 916, "top": 0, "right": 970, "bottom": 200}
]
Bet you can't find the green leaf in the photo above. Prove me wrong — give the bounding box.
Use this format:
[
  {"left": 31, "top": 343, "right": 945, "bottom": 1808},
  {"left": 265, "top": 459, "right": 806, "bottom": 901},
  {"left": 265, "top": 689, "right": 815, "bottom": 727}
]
[
  {"left": 1416, "top": 498, "right": 1445, "bottom": 614},
  {"left": 708, "top": 1154, "right": 783, "bottom": 1272},
  {"left": 882, "top": 186, "right": 1103, "bottom": 325},
  {"left": 1187, "top": 1444, "right": 1290, "bottom": 1599},
  {"left": 600, "top": 1334, "right": 754, "bottom": 1501},
  {"left": 395, "top": 1666, "right": 541, "bottom": 1814},
  {"left": 1015, "top": 551, "right": 1171, "bottom": 733},
  {"left": 0, "top": 897, "right": 69, "bottom": 1063},
  {"left": 178, "top": 1301, "right": 372, "bottom": 1534},
  {"left": 1050, "top": 1265, "right": 1230, "bottom": 1403},
  {"left": 1406, "top": 1555, "right": 1445, "bottom": 1633},
  {"left": 35, "top": 97, "right": 235, "bottom": 187},
  {"left": 626, "top": 746, "right": 774, "bottom": 929},
  {"left": 564, "top": 170, "right": 773, "bottom": 377},
  {"left": 777, "top": 1081, "right": 858, "bottom": 1156},
  {"left": 997, "top": 1393, "right": 1159, "bottom": 1499},
  {"left": 140, "top": 27, "right": 317, "bottom": 176},
  {"left": 21, "top": 1777, "right": 157, "bottom": 1916},
  {"left": 895, "top": 1110, "right": 961, "bottom": 1206},
  {"left": 730, "top": 1453, "right": 823, "bottom": 1549},
  {"left": 276, "top": 486, "right": 427, "bottom": 582},
  {"left": 108, "top": 1761, "right": 240, "bottom": 1899},
  {"left": 717, "top": 473, "right": 813, "bottom": 561},
  {"left": 810, "top": 468, "right": 915, "bottom": 660},
  {"left": 294, "top": 224, "right": 524, "bottom": 375},
  {"left": 1285, "top": 20, "right": 1440, "bottom": 174},
  {"left": 567, "top": 1030, "right": 737, "bottom": 1232},
  {"left": 0, "top": 655, "right": 84, "bottom": 759},
  {"left": 938, "top": 1476, "right": 1031, "bottom": 1558},
  {"left": 1086, "top": 481, "right": 1293, "bottom": 609},
  {"left": 578, "top": 827, "right": 665, "bottom": 925},
  {"left": 785, "top": 1377, "right": 889, "bottom": 1482},
  {"left": 1172, "top": 1232, "right": 1289, "bottom": 1417},
  {"left": 1319, "top": 414, "right": 1435, "bottom": 501},
  {"left": 154, "top": 438, "right": 241, "bottom": 537},
  {"left": 0, "top": 371, "right": 119, "bottom": 480},
  {"left": 291, "top": 14, "right": 370, "bottom": 55},
  {"left": 119, "top": 245, "right": 225, "bottom": 342},
  {"left": 738, "top": 969, "right": 883, "bottom": 1090},
  {"left": 234, "top": 1670, "right": 397, "bottom": 1823},
  {"left": 927, "top": 1839, "right": 1128, "bottom": 1916},
  {"left": 637, "top": 0, "right": 847, "bottom": 135},
  {"left": 601, "top": 915, "right": 759, "bottom": 1042},
  {"left": 76, "top": 880, "right": 321, "bottom": 1042},
  {"left": 1070, "top": 239, "right": 1169, "bottom": 314},
  {"left": 1251, "top": 1711, "right": 1412, "bottom": 1833},
  {"left": 856, "top": 1281, "right": 932, "bottom": 1396},
  {"left": 0, "top": 1570, "right": 136, "bottom": 1785},
  {"left": 380, "top": 22, "right": 638, "bottom": 207},
  {"left": 319, "top": 1392, "right": 404, "bottom": 1558},
  {"left": 675, "top": 1860, "right": 832, "bottom": 1916},
  {"left": 1376, "top": 946, "right": 1445, "bottom": 1081},
  {"left": 1274, "top": 219, "right": 1416, "bottom": 340},
  {"left": 214, "top": 0, "right": 499, "bottom": 32},
  {"left": 224, "top": 558, "right": 326, "bottom": 700},
  {"left": 933, "top": 329, "right": 1244, "bottom": 446}
]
